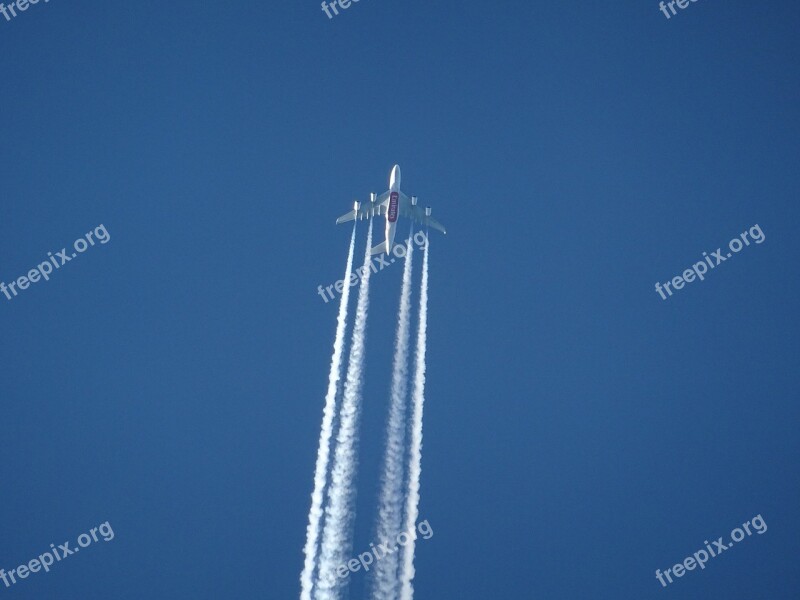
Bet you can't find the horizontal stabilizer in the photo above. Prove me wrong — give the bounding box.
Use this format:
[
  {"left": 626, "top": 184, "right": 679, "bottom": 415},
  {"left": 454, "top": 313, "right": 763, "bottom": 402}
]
[{"left": 370, "top": 241, "right": 387, "bottom": 255}]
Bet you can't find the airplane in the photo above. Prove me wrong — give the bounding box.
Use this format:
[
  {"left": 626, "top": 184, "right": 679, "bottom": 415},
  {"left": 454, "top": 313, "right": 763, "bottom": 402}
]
[{"left": 335, "top": 165, "right": 446, "bottom": 255}]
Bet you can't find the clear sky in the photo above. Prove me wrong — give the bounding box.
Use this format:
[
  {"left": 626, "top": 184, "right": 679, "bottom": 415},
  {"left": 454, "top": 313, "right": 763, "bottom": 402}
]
[{"left": 1, "top": 1, "right": 798, "bottom": 598}]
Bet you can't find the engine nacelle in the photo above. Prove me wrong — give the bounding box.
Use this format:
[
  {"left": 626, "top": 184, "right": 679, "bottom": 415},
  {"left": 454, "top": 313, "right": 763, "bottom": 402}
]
[
  {"left": 411, "top": 196, "right": 418, "bottom": 206},
  {"left": 425, "top": 206, "right": 432, "bottom": 217},
  {"left": 370, "top": 192, "right": 377, "bottom": 203}
]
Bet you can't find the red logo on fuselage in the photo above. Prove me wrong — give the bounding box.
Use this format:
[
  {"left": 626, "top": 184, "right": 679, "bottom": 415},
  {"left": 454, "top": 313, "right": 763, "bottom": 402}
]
[{"left": 388, "top": 192, "right": 399, "bottom": 223}]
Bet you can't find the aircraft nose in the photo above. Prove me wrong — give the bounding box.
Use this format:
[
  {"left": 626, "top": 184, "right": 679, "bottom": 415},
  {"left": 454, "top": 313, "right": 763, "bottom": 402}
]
[{"left": 390, "top": 164, "right": 401, "bottom": 189}]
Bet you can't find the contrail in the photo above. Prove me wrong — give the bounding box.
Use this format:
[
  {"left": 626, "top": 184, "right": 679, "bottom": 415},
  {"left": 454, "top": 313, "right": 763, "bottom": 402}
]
[
  {"left": 370, "top": 232, "right": 414, "bottom": 600},
  {"left": 316, "top": 220, "right": 374, "bottom": 600},
  {"left": 399, "top": 236, "right": 429, "bottom": 600},
  {"left": 300, "top": 224, "right": 357, "bottom": 600}
]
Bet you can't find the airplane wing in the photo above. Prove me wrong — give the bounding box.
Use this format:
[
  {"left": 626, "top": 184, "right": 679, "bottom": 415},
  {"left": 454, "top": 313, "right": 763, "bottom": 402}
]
[
  {"left": 423, "top": 215, "right": 447, "bottom": 234},
  {"left": 336, "top": 191, "right": 390, "bottom": 224},
  {"left": 335, "top": 209, "right": 357, "bottom": 224},
  {"left": 372, "top": 191, "right": 390, "bottom": 217},
  {"left": 398, "top": 192, "right": 447, "bottom": 234}
]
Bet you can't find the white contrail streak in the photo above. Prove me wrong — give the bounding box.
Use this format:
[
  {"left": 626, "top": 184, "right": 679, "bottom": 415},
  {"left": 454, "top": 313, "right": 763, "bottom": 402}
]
[
  {"left": 370, "top": 233, "right": 414, "bottom": 600},
  {"left": 300, "top": 225, "right": 357, "bottom": 600},
  {"left": 399, "top": 237, "right": 430, "bottom": 600},
  {"left": 316, "top": 220, "right": 374, "bottom": 600}
]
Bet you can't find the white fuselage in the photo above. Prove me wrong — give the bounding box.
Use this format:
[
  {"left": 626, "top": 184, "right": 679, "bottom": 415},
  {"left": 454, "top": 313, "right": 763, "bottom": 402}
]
[{"left": 384, "top": 165, "right": 401, "bottom": 252}]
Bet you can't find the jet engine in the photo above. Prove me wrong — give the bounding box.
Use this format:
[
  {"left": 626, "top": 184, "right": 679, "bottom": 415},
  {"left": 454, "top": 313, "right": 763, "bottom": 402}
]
[
  {"left": 425, "top": 206, "right": 432, "bottom": 217},
  {"left": 411, "top": 196, "right": 418, "bottom": 206}
]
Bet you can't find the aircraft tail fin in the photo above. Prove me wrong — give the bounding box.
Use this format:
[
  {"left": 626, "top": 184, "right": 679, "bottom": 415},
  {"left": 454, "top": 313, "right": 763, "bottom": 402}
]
[{"left": 370, "top": 241, "right": 387, "bottom": 256}]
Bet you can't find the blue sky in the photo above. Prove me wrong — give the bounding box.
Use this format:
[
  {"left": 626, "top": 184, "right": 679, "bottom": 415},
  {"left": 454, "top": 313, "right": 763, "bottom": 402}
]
[{"left": 1, "top": 1, "right": 798, "bottom": 598}]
